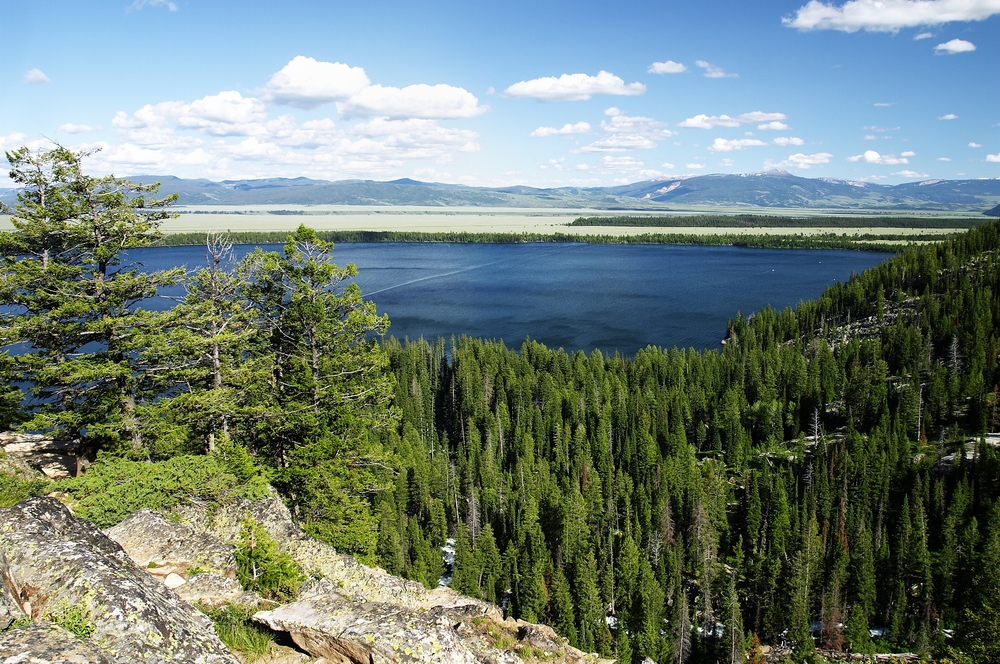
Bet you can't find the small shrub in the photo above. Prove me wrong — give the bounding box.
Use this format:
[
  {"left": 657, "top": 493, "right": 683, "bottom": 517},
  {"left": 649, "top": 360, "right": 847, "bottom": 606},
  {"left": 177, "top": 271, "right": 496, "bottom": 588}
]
[
  {"left": 0, "top": 472, "right": 50, "bottom": 508},
  {"left": 235, "top": 519, "right": 305, "bottom": 602},
  {"left": 200, "top": 603, "right": 274, "bottom": 658},
  {"left": 187, "top": 565, "right": 210, "bottom": 577},
  {"left": 5, "top": 614, "right": 31, "bottom": 631},
  {"left": 56, "top": 452, "right": 269, "bottom": 528},
  {"left": 44, "top": 599, "right": 95, "bottom": 640}
]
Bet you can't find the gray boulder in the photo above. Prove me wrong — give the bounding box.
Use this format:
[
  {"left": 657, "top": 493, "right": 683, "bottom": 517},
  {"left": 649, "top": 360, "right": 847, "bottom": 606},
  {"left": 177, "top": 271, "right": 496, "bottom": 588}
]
[
  {"left": 0, "top": 623, "right": 112, "bottom": 663},
  {"left": 105, "top": 509, "right": 237, "bottom": 580},
  {"left": 175, "top": 573, "right": 265, "bottom": 610},
  {"left": 0, "top": 497, "right": 238, "bottom": 664}
]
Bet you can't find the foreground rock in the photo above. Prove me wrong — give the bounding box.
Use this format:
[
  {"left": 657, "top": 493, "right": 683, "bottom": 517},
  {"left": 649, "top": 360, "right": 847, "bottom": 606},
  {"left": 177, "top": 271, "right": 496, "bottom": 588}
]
[
  {"left": 0, "top": 623, "right": 112, "bottom": 663},
  {"left": 105, "top": 509, "right": 237, "bottom": 580},
  {"left": 0, "top": 497, "right": 238, "bottom": 663},
  {"left": 172, "top": 494, "right": 609, "bottom": 664}
]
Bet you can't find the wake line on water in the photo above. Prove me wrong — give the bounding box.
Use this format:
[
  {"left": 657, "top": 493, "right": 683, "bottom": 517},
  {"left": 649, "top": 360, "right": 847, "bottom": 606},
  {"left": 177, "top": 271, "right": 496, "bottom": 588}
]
[{"left": 365, "top": 261, "right": 506, "bottom": 296}]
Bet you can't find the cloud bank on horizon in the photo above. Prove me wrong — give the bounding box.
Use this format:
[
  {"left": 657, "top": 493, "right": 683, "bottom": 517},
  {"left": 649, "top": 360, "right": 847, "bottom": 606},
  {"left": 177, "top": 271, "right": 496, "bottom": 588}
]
[{"left": 2, "top": 0, "right": 997, "bottom": 188}]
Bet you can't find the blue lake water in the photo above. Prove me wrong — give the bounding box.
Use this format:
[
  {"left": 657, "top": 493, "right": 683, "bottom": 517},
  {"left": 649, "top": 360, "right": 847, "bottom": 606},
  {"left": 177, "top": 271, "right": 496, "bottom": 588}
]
[{"left": 133, "top": 243, "right": 893, "bottom": 354}]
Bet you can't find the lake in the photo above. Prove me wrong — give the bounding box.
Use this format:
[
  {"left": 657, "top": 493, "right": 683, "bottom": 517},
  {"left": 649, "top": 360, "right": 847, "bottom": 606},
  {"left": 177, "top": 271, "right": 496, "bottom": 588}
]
[{"left": 134, "top": 242, "right": 893, "bottom": 354}]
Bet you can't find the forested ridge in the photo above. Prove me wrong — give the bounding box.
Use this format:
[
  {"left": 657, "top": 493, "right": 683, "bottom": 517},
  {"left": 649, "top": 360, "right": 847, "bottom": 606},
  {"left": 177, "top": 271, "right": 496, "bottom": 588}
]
[
  {"left": 375, "top": 220, "right": 1000, "bottom": 663},
  {"left": 3, "top": 146, "right": 1000, "bottom": 663}
]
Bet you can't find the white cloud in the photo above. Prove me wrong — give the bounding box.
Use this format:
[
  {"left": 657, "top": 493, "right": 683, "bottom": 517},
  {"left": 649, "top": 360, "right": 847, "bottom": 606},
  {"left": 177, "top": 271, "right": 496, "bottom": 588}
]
[
  {"left": 261, "top": 56, "right": 486, "bottom": 119},
  {"left": 600, "top": 155, "right": 645, "bottom": 172},
  {"left": 864, "top": 135, "right": 879, "bottom": 140},
  {"left": 773, "top": 136, "right": 805, "bottom": 146},
  {"left": 935, "top": 38, "right": 976, "bottom": 53},
  {"left": 938, "top": 157, "right": 951, "bottom": 161},
  {"left": 758, "top": 121, "right": 790, "bottom": 130},
  {"left": 662, "top": 162, "right": 676, "bottom": 169},
  {"left": 24, "top": 69, "right": 50, "bottom": 84},
  {"left": 939, "top": 113, "right": 958, "bottom": 120},
  {"left": 784, "top": 0, "right": 1000, "bottom": 32},
  {"left": 720, "top": 158, "right": 735, "bottom": 167},
  {"left": 893, "top": 170, "right": 929, "bottom": 177},
  {"left": 339, "top": 83, "right": 486, "bottom": 119},
  {"left": 784, "top": 152, "right": 834, "bottom": 169},
  {"left": 577, "top": 110, "right": 675, "bottom": 153},
  {"left": 648, "top": 60, "right": 687, "bottom": 74},
  {"left": 708, "top": 137, "right": 767, "bottom": 152},
  {"left": 530, "top": 122, "right": 592, "bottom": 137},
  {"left": 848, "top": 149, "right": 908, "bottom": 164},
  {"left": 686, "top": 163, "right": 706, "bottom": 169},
  {"left": 874, "top": 102, "right": 895, "bottom": 106},
  {"left": 969, "top": 142, "right": 982, "bottom": 147},
  {"left": 914, "top": 31, "right": 934, "bottom": 39},
  {"left": 987, "top": 153, "right": 1000, "bottom": 162},
  {"left": 262, "top": 56, "right": 370, "bottom": 109},
  {"left": 504, "top": 71, "right": 646, "bottom": 101},
  {"left": 130, "top": 0, "right": 178, "bottom": 10},
  {"left": 58, "top": 123, "right": 97, "bottom": 134},
  {"left": 695, "top": 61, "right": 738, "bottom": 78},
  {"left": 679, "top": 111, "right": 786, "bottom": 129},
  {"left": 901, "top": 150, "right": 916, "bottom": 156}
]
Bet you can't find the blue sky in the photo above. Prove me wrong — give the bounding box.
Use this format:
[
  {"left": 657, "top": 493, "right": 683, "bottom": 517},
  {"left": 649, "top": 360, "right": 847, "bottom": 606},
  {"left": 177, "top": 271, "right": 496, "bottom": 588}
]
[{"left": 2, "top": 0, "right": 999, "bottom": 188}]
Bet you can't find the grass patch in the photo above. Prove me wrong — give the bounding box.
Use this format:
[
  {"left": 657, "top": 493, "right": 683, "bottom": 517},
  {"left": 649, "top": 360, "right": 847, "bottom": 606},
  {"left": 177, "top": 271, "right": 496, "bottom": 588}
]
[
  {"left": 200, "top": 603, "right": 275, "bottom": 659},
  {"left": 44, "top": 599, "right": 95, "bottom": 640}
]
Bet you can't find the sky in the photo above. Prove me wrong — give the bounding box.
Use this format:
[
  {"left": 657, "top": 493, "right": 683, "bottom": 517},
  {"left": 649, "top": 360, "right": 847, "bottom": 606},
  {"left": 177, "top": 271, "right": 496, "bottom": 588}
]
[{"left": 2, "top": 0, "right": 999, "bottom": 189}]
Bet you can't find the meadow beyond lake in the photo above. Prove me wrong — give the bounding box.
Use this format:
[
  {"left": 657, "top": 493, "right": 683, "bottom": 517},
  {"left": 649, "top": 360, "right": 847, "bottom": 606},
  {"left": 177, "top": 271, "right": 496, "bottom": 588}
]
[{"left": 138, "top": 242, "right": 893, "bottom": 354}]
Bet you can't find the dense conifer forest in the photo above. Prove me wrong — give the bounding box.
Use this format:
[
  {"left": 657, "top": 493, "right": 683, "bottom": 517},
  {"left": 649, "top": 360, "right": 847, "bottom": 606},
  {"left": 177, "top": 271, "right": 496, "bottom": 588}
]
[
  {"left": 3, "top": 146, "right": 1000, "bottom": 662},
  {"left": 375, "top": 217, "right": 1000, "bottom": 663}
]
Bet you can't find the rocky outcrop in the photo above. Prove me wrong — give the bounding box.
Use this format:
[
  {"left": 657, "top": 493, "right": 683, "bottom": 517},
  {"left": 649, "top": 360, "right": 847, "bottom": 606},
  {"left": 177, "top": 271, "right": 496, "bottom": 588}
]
[
  {"left": 0, "top": 432, "right": 85, "bottom": 479},
  {"left": 175, "top": 573, "right": 265, "bottom": 610},
  {"left": 0, "top": 623, "right": 112, "bottom": 663},
  {"left": 105, "top": 509, "right": 237, "bottom": 580},
  {"left": 0, "top": 497, "right": 238, "bottom": 663}
]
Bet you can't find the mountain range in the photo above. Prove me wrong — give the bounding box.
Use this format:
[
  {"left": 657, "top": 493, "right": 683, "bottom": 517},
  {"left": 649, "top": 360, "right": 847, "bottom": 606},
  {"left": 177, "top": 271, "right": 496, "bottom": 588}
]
[{"left": 3, "top": 170, "right": 1000, "bottom": 213}]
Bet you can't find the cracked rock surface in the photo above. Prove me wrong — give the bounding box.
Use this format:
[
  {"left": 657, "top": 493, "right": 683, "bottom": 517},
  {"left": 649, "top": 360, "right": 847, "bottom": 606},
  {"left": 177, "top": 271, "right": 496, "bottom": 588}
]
[{"left": 0, "top": 497, "right": 238, "bottom": 664}]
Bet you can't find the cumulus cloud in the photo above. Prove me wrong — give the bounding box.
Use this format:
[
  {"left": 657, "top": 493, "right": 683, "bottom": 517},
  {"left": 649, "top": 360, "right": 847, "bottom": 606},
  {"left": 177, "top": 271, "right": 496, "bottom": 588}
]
[
  {"left": 530, "top": 122, "right": 592, "bottom": 137},
  {"left": 784, "top": 0, "right": 1000, "bottom": 32},
  {"left": 708, "top": 137, "right": 767, "bottom": 152},
  {"left": 504, "top": 71, "right": 646, "bottom": 101},
  {"left": 662, "top": 162, "right": 676, "bottom": 169},
  {"left": 969, "top": 142, "right": 982, "bottom": 147},
  {"left": 679, "top": 111, "right": 786, "bottom": 129},
  {"left": 939, "top": 113, "right": 958, "bottom": 120},
  {"left": 58, "top": 123, "right": 97, "bottom": 134},
  {"left": 24, "top": 69, "right": 50, "bottom": 84},
  {"left": 874, "top": 102, "right": 896, "bottom": 106},
  {"left": 262, "top": 56, "right": 370, "bottom": 109},
  {"left": 600, "top": 155, "right": 645, "bottom": 172},
  {"left": 783, "top": 152, "right": 834, "bottom": 169},
  {"left": 773, "top": 136, "right": 805, "bottom": 146},
  {"left": 261, "top": 57, "right": 486, "bottom": 119},
  {"left": 648, "top": 60, "right": 687, "bottom": 74},
  {"left": 938, "top": 157, "right": 951, "bottom": 161},
  {"left": 695, "top": 61, "right": 737, "bottom": 78},
  {"left": 987, "top": 153, "right": 1000, "bottom": 162},
  {"left": 893, "top": 170, "right": 929, "bottom": 177},
  {"left": 577, "top": 110, "right": 675, "bottom": 153},
  {"left": 935, "top": 38, "right": 976, "bottom": 53},
  {"left": 339, "top": 83, "right": 486, "bottom": 119},
  {"left": 848, "top": 149, "right": 908, "bottom": 164},
  {"left": 758, "top": 121, "right": 790, "bottom": 130},
  {"left": 686, "top": 163, "right": 707, "bottom": 169},
  {"left": 901, "top": 150, "right": 916, "bottom": 156}
]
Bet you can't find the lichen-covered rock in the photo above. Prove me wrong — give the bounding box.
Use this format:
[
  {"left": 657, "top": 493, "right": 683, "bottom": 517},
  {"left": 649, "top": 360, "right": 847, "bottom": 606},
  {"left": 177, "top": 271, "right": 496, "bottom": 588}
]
[
  {"left": 176, "top": 496, "right": 429, "bottom": 609},
  {"left": 175, "top": 573, "right": 265, "bottom": 610},
  {"left": 105, "top": 509, "right": 236, "bottom": 580},
  {"left": 253, "top": 579, "right": 606, "bottom": 664},
  {"left": 0, "top": 623, "right": 112, "bottom": 663},
  {"left": 253, "top": 580, "right": 490, "bottom": 664},
  {"left": 0, "top": 497, "right": 238, "bottom": 663}
]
